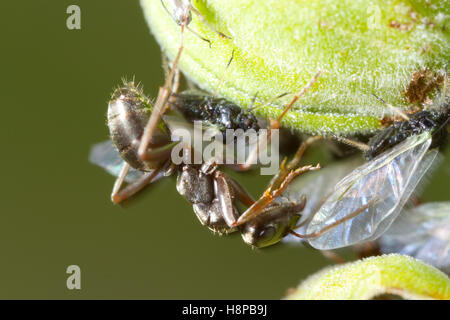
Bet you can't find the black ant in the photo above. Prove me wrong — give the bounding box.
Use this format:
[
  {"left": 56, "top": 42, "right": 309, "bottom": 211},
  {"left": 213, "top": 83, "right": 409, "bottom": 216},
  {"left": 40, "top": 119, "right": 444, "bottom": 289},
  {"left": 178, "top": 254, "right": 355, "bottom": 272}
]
[{"left": 91, "top": 55, "right": 322, "bottom": 247}]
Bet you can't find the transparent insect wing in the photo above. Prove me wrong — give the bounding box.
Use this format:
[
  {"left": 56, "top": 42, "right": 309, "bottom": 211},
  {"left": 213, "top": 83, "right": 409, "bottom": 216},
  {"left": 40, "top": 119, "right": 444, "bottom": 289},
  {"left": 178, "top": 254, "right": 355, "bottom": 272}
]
[
  {"left": 307, "top": 131, "right": 437, "bottom": 250},
  {"left": 89, "top": 140, "right": 147, "bottom": 183},
  {"left": 282, "top": 157, "right": 363, "bottom": 244},
  {"left": 379, "top": 202, "right": 450, "bottom": 274}
]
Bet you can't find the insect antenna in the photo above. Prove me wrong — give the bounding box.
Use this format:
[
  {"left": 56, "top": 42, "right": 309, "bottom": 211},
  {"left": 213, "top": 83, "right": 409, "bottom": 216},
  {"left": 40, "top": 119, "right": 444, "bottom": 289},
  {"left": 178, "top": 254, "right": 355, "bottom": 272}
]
[
  {"left": 244, "top": 92, "right": 291, "bottom": 115},
  {"left": 330, "top": 135, "right": 370, "bottom": 152},
  {"left": 431, "top": 115, "right": 450, "bottom": 139},
  {"left": 213, "top": 50, "right": 235, "bottom": 97},
  {"left": 372, "top": 93, "right": 410, "bottom": 121}
]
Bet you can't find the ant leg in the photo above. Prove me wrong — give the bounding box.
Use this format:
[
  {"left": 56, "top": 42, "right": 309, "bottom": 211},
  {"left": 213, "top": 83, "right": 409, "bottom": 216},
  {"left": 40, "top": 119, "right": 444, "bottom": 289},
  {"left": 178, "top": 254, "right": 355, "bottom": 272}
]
[
  {"left": 138, "top": 25, "right": 185, "bottom": 161},
  {"left": 161, "top": 53, "right": 181, "bottom": 101},
  {"left": 111, "top": 161, "right": 167, "bottom": 204},
  {"left": 171, "top": 65, "right": 181, "bottom": 96},
  {"left": 234, "top": 163, "right": 320, "bottom": 226},
  {"left": 331, "top": 135, "right": 370, "bottom": 152},
  {"left": 111, "top": 162, "right": 130, "bottom": 202},
  {"left": 141, "top": 141, "right": 180, "bottom": 162},
  {"left": 227, "top": 176, "right": 255, "bottom": 207},
  {"left": 189, "top": 6, "right": 231, "bottom": 39},
  {"left": 237, "top": 71, "right": 322, "bottom": 171},
  {"left": 214, "top": 171, "right": 238, "bottom": 227},
  {"left": 233, "top": 134, "right": 321, "bottom": 225}
]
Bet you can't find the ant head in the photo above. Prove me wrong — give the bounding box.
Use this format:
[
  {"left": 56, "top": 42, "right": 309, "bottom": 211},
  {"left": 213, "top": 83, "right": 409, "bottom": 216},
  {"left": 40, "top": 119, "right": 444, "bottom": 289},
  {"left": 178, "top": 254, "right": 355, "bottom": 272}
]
[{"left": 240, "top": 200, "right": 304, "bottom": 248}]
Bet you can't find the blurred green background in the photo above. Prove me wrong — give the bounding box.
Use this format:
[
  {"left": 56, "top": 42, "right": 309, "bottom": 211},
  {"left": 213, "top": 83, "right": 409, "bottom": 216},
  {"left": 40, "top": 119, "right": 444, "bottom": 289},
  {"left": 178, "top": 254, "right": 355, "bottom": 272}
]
[{"left": 1, "top": 0, "right": 448, "bottom": 299}]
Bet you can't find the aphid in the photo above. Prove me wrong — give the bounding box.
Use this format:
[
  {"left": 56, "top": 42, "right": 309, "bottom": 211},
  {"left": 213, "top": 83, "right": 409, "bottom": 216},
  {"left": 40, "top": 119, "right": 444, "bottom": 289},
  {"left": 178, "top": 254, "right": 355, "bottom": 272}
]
[
  {"left": 90, "top": 69, "right": 322, "bottom": 248},
  {"left": 160, "top": 0, "right": 230, "bottom": 44},
  {"left": 279, "top": 68, "right": 449, "bottom": 250},
  {"left": 378, "top": 202, "right": 450, "bottom": 275}
]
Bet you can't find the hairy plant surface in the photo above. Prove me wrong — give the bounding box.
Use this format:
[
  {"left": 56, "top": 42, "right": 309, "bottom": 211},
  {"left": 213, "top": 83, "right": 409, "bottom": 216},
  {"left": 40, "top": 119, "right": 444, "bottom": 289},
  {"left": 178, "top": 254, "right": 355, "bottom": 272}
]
[{"left": 142, "top": 0, "right": 448, "bottom": 134}]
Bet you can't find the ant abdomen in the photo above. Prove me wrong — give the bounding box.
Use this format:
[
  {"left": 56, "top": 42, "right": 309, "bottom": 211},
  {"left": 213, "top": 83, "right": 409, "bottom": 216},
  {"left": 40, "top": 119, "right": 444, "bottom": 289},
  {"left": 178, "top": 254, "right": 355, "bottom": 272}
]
[{"left": 107, "top": 82, "right": 170, "bottom": 171}]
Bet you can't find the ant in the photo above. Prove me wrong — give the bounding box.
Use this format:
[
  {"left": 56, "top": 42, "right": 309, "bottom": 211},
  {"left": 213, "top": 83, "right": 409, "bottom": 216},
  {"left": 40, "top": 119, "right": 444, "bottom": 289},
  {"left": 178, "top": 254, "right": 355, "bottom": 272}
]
[{"left": 92, "top": 49, "right": 323, "bottom": 247}]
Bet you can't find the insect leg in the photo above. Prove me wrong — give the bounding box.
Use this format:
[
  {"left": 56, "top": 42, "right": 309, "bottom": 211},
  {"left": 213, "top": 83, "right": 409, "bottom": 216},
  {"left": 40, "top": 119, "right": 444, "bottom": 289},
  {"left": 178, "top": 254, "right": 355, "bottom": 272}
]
[
  {"left": 237, "top": 71, "right": 322, "bottom": 171},
  {"left": 111, "top": 161, "right": 167, "bottom": 204},
  {"left": 234, "top": 163, "right": 321, "bottom": 226},
  {"left": 138, "top": 27, "right": 185, "bottom": 161},
  {"left": 141, "top": 141, "right": 180, "bottom": 162},
  {"left": 226, "top": 176, "right": 255, "bottom": 207},
  {"left": 111, "top": 162, "right": 130, "bottom": 203},
  {"left": 214, "top": 171, "right": 239, "bottom": 227},
  {"left": 234, "top": 135, "right": 321, "bottom": 225}
]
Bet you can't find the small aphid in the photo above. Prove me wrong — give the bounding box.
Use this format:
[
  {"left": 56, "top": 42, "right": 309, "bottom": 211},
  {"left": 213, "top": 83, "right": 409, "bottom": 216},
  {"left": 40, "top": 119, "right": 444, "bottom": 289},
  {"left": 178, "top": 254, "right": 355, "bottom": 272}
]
[
  {"left": 379, "top": 202, "right": 450, "bottom": 275},
  {"left": 161, "top": 0, "right": 230, "bottom": 42}
]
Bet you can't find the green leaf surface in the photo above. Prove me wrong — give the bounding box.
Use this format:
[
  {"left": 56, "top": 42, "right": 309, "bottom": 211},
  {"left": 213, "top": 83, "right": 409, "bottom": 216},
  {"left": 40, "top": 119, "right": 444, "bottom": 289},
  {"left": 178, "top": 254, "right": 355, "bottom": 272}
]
[
  {"left": 141, "top": 0, "right": 448, "bottom": 134},
  {"left": 285, "top": 254, "right": 450, "bottom": 300}
]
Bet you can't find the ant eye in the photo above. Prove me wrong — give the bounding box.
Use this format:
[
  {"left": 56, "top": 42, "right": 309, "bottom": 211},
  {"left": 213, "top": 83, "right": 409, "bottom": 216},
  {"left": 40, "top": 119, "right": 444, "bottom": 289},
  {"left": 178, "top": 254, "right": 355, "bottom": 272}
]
[{"left": 258, "top": 226, "right": 276, "bottom": 241}]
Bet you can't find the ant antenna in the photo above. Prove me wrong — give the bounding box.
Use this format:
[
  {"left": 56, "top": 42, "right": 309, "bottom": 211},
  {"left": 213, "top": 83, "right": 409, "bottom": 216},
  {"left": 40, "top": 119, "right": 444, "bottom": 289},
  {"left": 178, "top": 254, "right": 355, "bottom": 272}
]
[
  {"left": 331, "top": 134, "right": 370, "bottom": 152},
  {"left": 372, "top": 93, "right": 410, "bottom": 121},
  {"left": 245, "top": 92, "right": 291, "bottom": 114},
  {"left": 440, "top": 64, "right": 448, "bottom": 106},
  {"left": 245, "top": 92, "right": 259, "bottom": 113},
  {"left": 431, "top": 115, "right": 450, "bottom": 140},
  {"left": 213, "top": 50, "right": 235, "bottom": 97}
]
